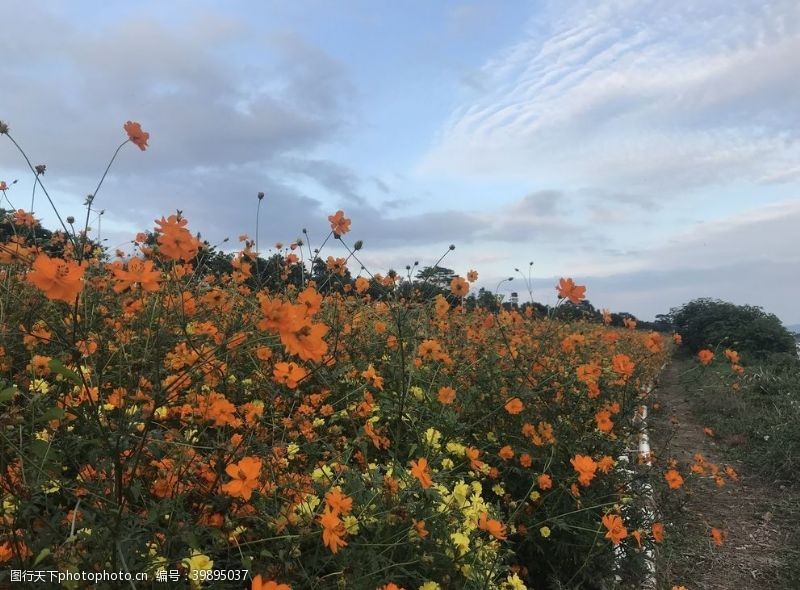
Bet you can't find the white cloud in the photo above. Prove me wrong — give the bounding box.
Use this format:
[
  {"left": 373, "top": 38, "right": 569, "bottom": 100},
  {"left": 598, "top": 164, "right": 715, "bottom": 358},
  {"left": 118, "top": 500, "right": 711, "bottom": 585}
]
[{"left": 421, "top": 0, "right": 800, "bottom": 195}]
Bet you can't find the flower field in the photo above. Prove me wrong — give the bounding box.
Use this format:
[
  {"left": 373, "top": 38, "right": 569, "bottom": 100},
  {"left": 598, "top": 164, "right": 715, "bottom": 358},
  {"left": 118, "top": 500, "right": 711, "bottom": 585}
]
[{"left": 0, "top": 122, "right": 730, "bottom": 589}]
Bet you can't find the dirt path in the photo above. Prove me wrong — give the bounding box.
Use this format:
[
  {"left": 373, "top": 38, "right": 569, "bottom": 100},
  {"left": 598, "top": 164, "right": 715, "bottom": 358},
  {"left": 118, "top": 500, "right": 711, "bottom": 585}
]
[{"left": 649, "top": 358, "right": 799, "bottom": 589}]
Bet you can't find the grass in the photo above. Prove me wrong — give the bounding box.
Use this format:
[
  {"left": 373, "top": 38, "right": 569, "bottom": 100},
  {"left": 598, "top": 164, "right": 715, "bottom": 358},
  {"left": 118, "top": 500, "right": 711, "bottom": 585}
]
[
  {"left": 651, "top": 353, "right": 800, "bottom": 589},
  {"left": 689, "top": 352, "right": 800, "bottom": 486}
]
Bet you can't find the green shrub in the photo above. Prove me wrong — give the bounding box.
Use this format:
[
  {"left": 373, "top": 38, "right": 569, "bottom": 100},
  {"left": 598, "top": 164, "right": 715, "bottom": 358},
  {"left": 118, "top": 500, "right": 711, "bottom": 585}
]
[{"left": 668, "top": 298, "right": 795, "bottom": 360}]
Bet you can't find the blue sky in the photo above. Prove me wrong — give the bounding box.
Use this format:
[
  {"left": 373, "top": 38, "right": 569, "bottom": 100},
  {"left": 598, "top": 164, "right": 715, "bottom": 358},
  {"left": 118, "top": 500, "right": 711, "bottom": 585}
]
[{"left": 2, "top": 0, "right": 799, "bottom": 323}]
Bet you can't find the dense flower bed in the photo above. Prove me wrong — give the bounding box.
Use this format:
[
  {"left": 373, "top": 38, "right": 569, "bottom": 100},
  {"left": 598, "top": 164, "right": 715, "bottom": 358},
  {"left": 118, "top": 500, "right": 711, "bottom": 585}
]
[{"left": 0, "top": 121, "right": 726, "bottom": 589}]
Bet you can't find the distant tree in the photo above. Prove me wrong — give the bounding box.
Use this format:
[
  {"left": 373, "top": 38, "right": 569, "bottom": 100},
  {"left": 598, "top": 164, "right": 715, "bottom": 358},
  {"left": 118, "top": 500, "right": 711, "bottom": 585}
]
[
  {"left": 415, "top": 266, "right": 455, "bottom": 288},
  {"left": 552, "top": 299, "right": 602, "bottom": 322},
  {"left": 653, "top": 314, "right": 673, "bottom": 332},
  {"left": 475, "top": 287, "right": 500, "bottom": 312},
  {"left": 668, "top": 298, "right": 796, "bottom": 359}
]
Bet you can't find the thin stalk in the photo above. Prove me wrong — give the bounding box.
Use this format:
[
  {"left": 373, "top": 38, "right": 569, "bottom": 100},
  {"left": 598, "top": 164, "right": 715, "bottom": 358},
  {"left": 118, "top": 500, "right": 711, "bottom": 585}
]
[
  {"left": 79, "top": 140, "right": 128, "bottom": 261},
  {"left": 4, "top": 133, "right": 76, "bottom": 246}
]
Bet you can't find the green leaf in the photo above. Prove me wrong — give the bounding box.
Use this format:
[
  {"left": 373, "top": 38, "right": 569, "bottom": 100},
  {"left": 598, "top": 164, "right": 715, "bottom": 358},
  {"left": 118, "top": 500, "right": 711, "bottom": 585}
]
[
  {"left": 0, "top": 386, "right": 17, "bottom": 403},
  {"left": 48, "top": 359, "right": 82, "bottom": 385},
  {"left": 33, "top": 547, "right": 50, "bottom": 566}
]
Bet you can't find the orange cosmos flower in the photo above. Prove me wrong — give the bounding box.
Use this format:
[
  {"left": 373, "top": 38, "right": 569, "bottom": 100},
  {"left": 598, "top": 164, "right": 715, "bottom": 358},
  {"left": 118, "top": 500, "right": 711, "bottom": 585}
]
[
  {"left": 697, "top": 349, "right": 714, "bottom": 365},
  {"left": 154, "top": 214, "right": 200, "bottom": 261},
  {"left": 723, "top": 349, "right": 740, "bottom": 364},
  {"left": 324, "top": 487, "right": 353, "bottom": 515},
  {"left": 651, "top": 522, "right": 664, "bottom": 543},
  {"left": 124, "top": 121, "right": 149, "bottom": 151},
  {"left": 0, "top": 538, "right": 32, "bottom": 562},
  {"left": 465, "top": 447, "right": 484, "bottom": 470},
  {"left": 354, "top": 276, "right": 370, "bottom": 294},
  {"left": 498, "top": 445, "right": 514, "bottom": 460},
  {"left": 673, "top": 333, "right": 682, "bottom": 344},
  {"left": 12, "top": 209, "right": 37, "bottom": 227},
  {"left": 251, "top": 575, "right": 291, "bottom": 590},
  {"left": 434, "top": 294, "right": 450, "bottom": 317},
  {"left": 595, "top": 410, "right": 614, "bottom": 433},
  {"left": 412, "top": 518, "right": 429, "bottom": 539},
  {"left": 272, "top": 361, "right": 308, "bottom": 389},
  {"left": 377, "top": 584, "right": 404, "bottom": 590},
  {"left": 361, "top": 365, "right": 384, "bottom": 390},
  {"left": 664, "top": 469, "right": 684, "bottom": 489},
  {"left": 298, "top": 286, "right": 323, "bottom": 315},
  {"left": 710, "top": 527, "right": 726, "bottom": 546},
  {"left": 27, "top": 254, "right": 85, "bottom": 303},
  {"left": 328, "top": 210, "right": 351, "bottom": 235},
  {"left": 597, "top": 456, "right": 614, "bottom": 474},
  {"left": 109, "top": 257, "right": 161, "bottom": 293},
  {"left": 601, "top": 514, "right": 628, "bottom": 545},
  {"left": 556, "top": 277, "right": 586, "bottom": 304},
  {"left": 437, "top": 386, "right": 456, "bottom": 405},
  {"left": 409, "top": 457, "right": 433, "bottom": 489},
  {"left": 466, "top": 269, "right": 478, "bottom": 282},
  {"left": 478, "top": 512, "right": 507, "bottom": 540},
  {"left": 537, "top": 473, "right": 552, "bottom": 490},
  {"left": 221, "top": 456, "right": 262, "bottom": 501},
  {"left": 318, "top": 507, "right": 348, "bottom": 553},
  {"left": 645, "top": 331, "right": 663, "bottom": 352},
  {"left": 325, "top": 256, "right": 347, "bottom": 276},
  {"left": 504, "top": 397, "right": 524, "bottom": 414},
  {"left": 450, "top": 276, "right": 469, "bottom": 297},
  {"left": 417, "top": 339, "right": 443, "bottom": 359},
  {"left": 0, "top": 236, "right": 33, "bottom": 264},
  {"left": 612, "top": 354, "right": 635, "bottom": 380},
  {"left": 571, "top": 454, "right": 597, "bottom": 486},
  {"left": 576, "top": 362, "right": 601, "bottom": 384},
  {"left": 280, "top": 322, "right": 329, "bottom": 363}
]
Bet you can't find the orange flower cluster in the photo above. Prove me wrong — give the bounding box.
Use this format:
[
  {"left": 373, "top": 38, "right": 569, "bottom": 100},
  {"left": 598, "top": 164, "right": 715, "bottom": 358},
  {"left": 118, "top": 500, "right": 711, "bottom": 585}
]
[
  {"left": 571, "top": 454, "right": 598, "bottom": 486},
  {"left": 108, "top": 257, "right": 161, "bottom": 293},
  {"left": 154, "top": 214, "right": 200, "bottom": 261},
  {"left": 317, "top": 487, "right": 353, "bottom": 553},
  {"left": 258, "top": 287, "right": 329, "bottom": 363},
  {"left": 0, "top": 194, "right": 687, "bottom": 587}
]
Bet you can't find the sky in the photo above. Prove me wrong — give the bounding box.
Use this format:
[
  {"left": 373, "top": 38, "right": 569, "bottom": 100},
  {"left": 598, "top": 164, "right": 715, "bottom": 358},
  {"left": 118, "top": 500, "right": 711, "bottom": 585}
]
[{"left": 1, "top": 0, "right": 799, "bottom": 324}]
